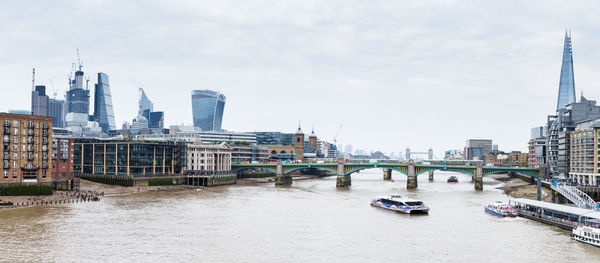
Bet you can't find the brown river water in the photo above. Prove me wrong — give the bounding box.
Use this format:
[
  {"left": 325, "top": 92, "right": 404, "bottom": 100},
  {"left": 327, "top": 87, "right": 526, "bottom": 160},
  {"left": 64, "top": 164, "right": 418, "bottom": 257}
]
[{"left": 1, "top": 170, "right": 599, "bottom": 262}]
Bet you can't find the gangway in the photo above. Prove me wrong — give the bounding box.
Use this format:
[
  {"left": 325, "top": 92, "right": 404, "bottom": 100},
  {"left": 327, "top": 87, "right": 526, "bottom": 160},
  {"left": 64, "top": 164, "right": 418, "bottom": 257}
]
[{"left": 551, "top": 183, "right": 597, "bottom": 209}]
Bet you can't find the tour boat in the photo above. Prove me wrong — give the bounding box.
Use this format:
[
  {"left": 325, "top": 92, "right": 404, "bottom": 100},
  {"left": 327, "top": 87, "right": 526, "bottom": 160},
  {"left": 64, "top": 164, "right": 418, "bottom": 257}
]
[
  {"left": 447, "top": 176, "right": 458, "bottom": 183},
  {"left": 484, "top": 201, "right": 518, "bottom": 217},
  {"left": 370, "top": 194, "right": 430, "bottom": 215},
  {"left": 571, "top": 226, "right": 600, "bottom": 247}
]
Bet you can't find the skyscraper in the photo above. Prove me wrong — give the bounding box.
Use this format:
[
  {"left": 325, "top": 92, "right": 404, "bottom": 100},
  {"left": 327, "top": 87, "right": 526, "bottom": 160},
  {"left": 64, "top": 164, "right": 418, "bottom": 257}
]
[
  {"left": 149, "top": 111, "right": 164, "bottom": 129},
  {"left": 139, "top": 88, "right": 154, "bottom": 120},
  {"left": 191, "top": 90, "right": 226, "bottom": 131},
  {"left": 65, "top": 68, "right": 90, "bottom": 128},
  {"left": 93, "top": 73, "right": 116, "bottom": 132},
  {"left": 31, "top": 85, "right": 49, "bottom": 116},
  {"left": 48, "top": 98, "right": 65, "bottom": 128},
  {"left": 556, "top": 31, "right": 576, "bottom": 110}
]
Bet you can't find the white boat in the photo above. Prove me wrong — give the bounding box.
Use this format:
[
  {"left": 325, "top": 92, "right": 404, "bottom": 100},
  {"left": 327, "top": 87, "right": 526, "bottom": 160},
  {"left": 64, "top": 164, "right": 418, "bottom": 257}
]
[
  {"left": 571, "top": 226, "right": 600, "bottom": 247},
  {"left": 370, "top": 194, "right": 429, "bottom": 214},
  {"left": 484, "top": 201, "right": 517, "bottom": 217}
]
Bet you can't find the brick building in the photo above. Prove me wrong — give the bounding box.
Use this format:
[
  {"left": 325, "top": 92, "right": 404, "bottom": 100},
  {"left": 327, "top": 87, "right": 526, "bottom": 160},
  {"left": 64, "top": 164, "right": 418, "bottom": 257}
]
[{"left": 0, "top": 113, "right": 53, "bottom": 185}]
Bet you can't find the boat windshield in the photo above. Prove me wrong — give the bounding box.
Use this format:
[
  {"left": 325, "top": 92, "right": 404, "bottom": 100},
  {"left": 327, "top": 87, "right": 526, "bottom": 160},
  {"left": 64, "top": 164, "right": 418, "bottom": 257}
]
[{"left": 405, "top": 201, "right": 423, "bottom": 206}]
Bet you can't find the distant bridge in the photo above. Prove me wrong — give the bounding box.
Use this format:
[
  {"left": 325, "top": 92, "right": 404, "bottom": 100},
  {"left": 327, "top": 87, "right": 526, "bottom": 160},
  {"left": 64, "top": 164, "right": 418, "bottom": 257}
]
[{"left": 231, "top": 161, "right": 541, "bottom": 190}]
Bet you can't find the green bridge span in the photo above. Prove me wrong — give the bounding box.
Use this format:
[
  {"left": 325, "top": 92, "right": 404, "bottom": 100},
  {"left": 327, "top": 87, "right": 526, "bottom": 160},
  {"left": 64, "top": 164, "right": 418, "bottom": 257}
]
[{"left": 231, "top": 161, "right": 541, "bottom": 190}]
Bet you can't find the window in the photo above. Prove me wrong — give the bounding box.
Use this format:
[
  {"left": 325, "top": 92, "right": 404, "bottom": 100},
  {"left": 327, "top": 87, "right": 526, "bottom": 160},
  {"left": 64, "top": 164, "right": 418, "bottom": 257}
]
[
  {"left": 12, "top": 153, "right": 17, "bottom": 160},
  {"left": 12, "top": 161, "right": 16, "bottom": 168},
  {"left": 2, "top": 170, "right": 7, "bottom": 178},
  {"left": 12, "top": 121, "right": 18, "bottom": 127},
  {"left": 12, "top": 170, "right": 16, "bottom": 177}
]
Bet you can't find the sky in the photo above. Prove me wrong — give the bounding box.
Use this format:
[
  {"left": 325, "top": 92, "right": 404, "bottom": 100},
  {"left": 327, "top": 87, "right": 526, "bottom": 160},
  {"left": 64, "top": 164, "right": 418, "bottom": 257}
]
[{"left": 1, "top": 0, "right": 600, "bottom": 157}]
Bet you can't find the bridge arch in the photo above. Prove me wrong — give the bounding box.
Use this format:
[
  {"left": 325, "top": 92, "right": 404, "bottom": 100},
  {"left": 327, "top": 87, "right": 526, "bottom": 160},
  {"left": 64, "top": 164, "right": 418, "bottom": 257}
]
[
  {"left": 482, "top": 170, "right": 540, "bottom": 178},
  {"left": 232, "top": 167, "right": 278, "bottom": 175},
  {"left": 345, "top": 166, "right": 408, "bottom": 176},
  {"left": 415, "top": 168, "right": 477, "bottom": 178},
  {"left": 283, "top": 166, "right": 338, "bottom": 175}
]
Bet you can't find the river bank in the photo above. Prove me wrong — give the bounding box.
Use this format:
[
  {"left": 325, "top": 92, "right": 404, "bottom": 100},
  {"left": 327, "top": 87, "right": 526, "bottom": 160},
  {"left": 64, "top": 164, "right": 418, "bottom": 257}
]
[
  {"left": 0, "top": 180, "right": 200, "bottom": 210},
  {"left": 489, "top": 173, "right": 553, "bottom": 202}
]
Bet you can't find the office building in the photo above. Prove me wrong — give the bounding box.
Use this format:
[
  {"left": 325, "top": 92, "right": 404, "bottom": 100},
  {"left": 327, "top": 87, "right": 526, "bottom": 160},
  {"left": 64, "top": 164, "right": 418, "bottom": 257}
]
[
  {"left": 139, "top": 88, "right": 154, "bottom": 120},
  {"left": 31, "top": 85, "right": 49, "bottom": 116},
  {"left": 93, "top": 73, "right": 116, "bottom": 132},
  {"left": 136, "top": 125, "right": 257, "bottom": 145},
  {"left": 73, "top": 139, "right": 186, "bottom": 177},
  {"left": 48, "top": 98, "right": 65, "bottom": 128},
  {"left": 528, "top": 126, "right": 547, "bottom": 168},
  {"left": 149, "top": 111, "right": 164, "bottom": 129},
  {"left": 191, "top": 90, "right": 226, "bottom": 131},
  {"left": 0, "top": 113, "right": 53, "bottom": 185},
  {"left": 231, "top": 144, "right": 268, "bottom": 163},
  {"left": 464, "top": 139, "right": 493, "bottom": 160}
]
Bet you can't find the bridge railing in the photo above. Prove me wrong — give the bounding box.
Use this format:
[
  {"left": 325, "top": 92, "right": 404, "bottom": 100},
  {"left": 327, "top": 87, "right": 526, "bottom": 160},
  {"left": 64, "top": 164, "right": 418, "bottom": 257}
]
[{"left": 551, "top": 184, "right": 596, "bottom": 209}]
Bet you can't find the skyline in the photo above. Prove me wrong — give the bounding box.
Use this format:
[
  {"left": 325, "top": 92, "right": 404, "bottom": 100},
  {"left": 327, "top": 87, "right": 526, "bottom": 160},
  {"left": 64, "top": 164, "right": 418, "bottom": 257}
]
[{"left": 2, "top": 1, "right": 600, "bottom": 155}]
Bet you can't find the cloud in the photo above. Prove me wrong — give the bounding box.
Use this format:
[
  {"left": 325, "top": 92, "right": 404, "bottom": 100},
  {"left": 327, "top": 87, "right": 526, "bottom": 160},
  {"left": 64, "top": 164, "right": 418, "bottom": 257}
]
[{"left": 1, "top": 0, "right": 600, "bottom": 155}]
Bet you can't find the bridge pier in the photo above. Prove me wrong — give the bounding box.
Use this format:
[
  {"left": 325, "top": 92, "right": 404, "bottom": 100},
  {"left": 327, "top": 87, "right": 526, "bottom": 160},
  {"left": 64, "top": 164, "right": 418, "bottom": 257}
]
[
  {"left": 428, "top": 171, "right": 434, "bottom": 182},
  {"left": 275, "top": 161, "right": 292, "bottom": 186},
  {"left": 536, "top": 177, "right": 541, "bottom": 201},
  {"left": 383, "top": 169, "right": 392, "bottom": 180},
  {"left": 474, "top": 163, "right": 483, "bottom": 191},
  {"left": 336, "top": 162, "right": 351, "bottom": 187},
  {"left": 407, "top": 160, "right": 417, "bottom": 189}
]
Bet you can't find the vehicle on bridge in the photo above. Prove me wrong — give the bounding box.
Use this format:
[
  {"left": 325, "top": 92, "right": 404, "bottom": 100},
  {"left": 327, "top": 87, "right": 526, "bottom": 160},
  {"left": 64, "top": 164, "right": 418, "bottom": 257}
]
[
  {"left": 484, "top": 201, "right": 517, "bottom": 217},
  {"left": 370, "top": 194, "right": 430, "bottom": 215}
]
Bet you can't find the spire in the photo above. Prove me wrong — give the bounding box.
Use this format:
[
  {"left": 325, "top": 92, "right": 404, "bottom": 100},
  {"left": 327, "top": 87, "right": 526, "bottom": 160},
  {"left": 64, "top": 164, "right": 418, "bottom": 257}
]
[
  {"left": 556, "top": 30, "right": 576, "bottom": 110},
  {"left": 296, "top": 120, "right": 303, "bottom": 134}
]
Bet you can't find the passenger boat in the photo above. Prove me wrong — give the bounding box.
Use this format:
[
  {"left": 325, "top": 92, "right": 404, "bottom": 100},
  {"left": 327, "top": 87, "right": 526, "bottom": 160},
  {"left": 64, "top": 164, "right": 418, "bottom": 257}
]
[
  {"left": 447, "top": 176, "right": 458, "bottom": 183},
  {"left": 484, "top": 201, "right": 518, "bottom": 217},
  {"left": 370, "top": 194, "right": 430, "bottom": 214},
  {"left": 571, "top": 226, "right": 600, "bottom": 247}
]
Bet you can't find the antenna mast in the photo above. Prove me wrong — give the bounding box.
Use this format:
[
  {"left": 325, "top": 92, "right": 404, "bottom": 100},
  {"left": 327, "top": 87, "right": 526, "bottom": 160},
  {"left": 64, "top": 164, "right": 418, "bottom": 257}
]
[{"left": 32, "top": 68, "right": 35, "bottom": 91}]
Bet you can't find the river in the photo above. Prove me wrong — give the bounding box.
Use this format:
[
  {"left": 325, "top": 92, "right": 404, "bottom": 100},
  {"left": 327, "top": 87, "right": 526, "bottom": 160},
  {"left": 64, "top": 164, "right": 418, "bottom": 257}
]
[{"left": 1, "top": 170, "right": 599, "bottom": 262}]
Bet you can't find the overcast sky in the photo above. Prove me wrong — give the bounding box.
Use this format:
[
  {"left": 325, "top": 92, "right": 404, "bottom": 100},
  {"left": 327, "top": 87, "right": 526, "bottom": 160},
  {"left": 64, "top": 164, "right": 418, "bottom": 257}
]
[{"left": 1, "top": 0, "right": 600, "bottom": 156}]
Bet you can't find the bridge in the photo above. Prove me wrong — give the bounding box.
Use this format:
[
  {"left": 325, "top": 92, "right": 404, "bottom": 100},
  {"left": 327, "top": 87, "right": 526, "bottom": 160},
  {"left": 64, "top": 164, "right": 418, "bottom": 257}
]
[{"left": 231, "top": 160, "right": 541, "bottom": 190}]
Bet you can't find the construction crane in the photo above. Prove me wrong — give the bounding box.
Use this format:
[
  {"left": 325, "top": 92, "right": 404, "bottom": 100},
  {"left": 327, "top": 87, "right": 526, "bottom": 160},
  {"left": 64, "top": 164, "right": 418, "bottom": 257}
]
[
  {"left": 76, "top": 48, "right": 83, "bottom": 70},
  {"left": 333, "top": 122, "right": 343, "bottom": 146}
]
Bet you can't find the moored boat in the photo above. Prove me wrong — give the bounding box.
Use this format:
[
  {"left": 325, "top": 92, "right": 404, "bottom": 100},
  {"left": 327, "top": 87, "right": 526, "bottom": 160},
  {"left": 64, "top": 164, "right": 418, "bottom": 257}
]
[
  {"left": 447, "top": 176, "right": 458, "bottom": 183},
  {"left": 484, "top": 201, "right": 517, "bottom": 217},
  {"left": 370, "top": 194, "right": 429, "bottom": 215},
  {"left": 571, "top": 225, "right": 600, "bottom": 247}
]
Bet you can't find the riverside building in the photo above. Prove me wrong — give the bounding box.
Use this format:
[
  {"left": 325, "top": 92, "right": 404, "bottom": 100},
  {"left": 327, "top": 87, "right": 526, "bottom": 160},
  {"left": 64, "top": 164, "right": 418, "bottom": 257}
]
[
  {"left": 0, "top": 113, "right": 53, "bottom": 185},
  {"left": 73, "top": 139, "right": 186, "bottom": 177},
  {"left": 186, "top": 142, "right": 232, "bottom": 172},
  {"left": 569, "top": 118, "right": 600, "bottom": 185}
]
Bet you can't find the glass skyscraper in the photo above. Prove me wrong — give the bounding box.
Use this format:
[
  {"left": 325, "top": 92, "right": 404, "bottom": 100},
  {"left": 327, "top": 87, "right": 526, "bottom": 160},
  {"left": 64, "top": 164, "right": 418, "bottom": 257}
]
[
  {"left": 556, "top": 31, "right": 576, "bottom": 110},
  {"left": 139, "top": 88, "right": 154, "bottom": 120},
  {"left": 93, "top": 73, "right": 116, "bottom": 132},
  {"left": 191, "top": 90, "right": 226, "bottom": 131}
]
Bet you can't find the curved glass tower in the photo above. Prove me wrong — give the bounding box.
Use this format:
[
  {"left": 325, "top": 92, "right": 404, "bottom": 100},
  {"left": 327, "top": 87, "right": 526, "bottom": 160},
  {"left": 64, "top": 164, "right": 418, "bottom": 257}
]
[{"left": 191, "top": 90, "right": 226, "bottom": 131}]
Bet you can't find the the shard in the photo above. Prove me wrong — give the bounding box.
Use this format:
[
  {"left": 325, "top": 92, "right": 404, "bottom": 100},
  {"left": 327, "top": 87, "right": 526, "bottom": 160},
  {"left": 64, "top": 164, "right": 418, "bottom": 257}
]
[{"left": 556, "top": 31, "right": 576, "bottom": 110}]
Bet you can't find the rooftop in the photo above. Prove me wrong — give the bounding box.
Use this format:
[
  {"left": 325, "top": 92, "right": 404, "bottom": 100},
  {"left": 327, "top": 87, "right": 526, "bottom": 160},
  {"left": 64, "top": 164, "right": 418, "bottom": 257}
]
[{"left": 512, "top": 198, "right": 600, "bottom": 220}]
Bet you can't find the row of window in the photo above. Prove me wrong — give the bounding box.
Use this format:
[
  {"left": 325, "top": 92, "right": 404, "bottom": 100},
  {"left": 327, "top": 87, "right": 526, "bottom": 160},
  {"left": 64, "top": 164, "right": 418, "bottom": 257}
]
[
  {"left": 2, "top": 170, "right": 47, "bottom": 178},
  {"left": 3, "top": 120, "right": 49, "bottom": 129}
]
